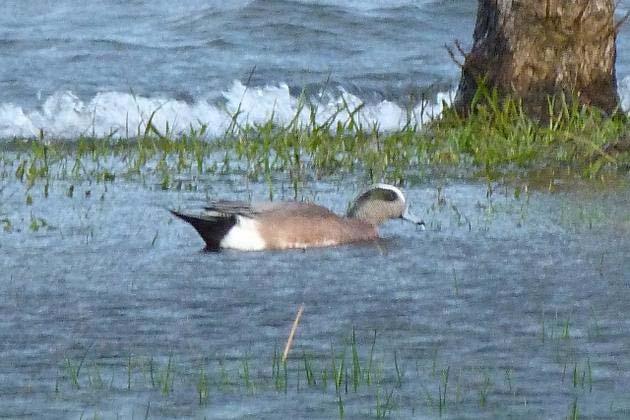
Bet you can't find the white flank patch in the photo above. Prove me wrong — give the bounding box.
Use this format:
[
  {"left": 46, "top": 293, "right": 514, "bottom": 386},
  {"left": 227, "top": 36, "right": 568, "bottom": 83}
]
[{"left": 220, "top": 216, "right": 267, "bottom": 251}]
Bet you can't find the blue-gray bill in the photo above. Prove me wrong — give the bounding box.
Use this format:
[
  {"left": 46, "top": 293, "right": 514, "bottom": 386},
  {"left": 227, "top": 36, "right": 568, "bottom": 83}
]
[{"left": 402, "top": 207, "right": 425, "bottom": 230}]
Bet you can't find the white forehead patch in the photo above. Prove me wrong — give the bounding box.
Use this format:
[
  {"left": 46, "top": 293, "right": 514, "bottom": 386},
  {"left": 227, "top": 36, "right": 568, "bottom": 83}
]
[{"left": 372, "top": 183, "right": 406, "bottom": 204}]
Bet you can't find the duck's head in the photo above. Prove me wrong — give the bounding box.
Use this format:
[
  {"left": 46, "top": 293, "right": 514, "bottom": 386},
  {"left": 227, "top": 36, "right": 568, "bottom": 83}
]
[{"left": 347, "top": 183, "right": 425, "bottom": 228}]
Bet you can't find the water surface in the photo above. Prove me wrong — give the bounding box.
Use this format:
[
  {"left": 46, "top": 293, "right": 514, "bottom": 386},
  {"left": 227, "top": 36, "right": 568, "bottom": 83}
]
[
  {"left": 1, "top": 175, "right": 629, "bottom": 418},
  {"left": 2, "top": 1, "right": 630, "bottom": 137}
]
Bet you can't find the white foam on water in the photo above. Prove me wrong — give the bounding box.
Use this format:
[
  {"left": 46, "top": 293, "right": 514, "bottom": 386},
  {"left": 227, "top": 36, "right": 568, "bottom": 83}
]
[
  {"left": 6, "top": 90, "right": 228, "bottom": 140},
  {"left": 0, "top": 80, "right": 455, "bottom": 141},
  {"left": 0, "top": 103, "right": 37, "bottom": 138},
  {"left": 221, "top": 81, "right": 454, "bottom": 132},
  {"left": 29, "top": 76, "right": 630, "bottom": 141}
]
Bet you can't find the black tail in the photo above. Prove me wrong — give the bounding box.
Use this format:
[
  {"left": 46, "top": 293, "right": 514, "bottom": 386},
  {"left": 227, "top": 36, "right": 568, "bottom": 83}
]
[{"left": 170, "top": 210, "right": 237, "bottom": 252}]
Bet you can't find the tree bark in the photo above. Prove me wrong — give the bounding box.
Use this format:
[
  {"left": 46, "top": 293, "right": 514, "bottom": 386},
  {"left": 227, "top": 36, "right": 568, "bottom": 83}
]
[{"left": 455, "top": 0, "right": 620, "bottom": 118}]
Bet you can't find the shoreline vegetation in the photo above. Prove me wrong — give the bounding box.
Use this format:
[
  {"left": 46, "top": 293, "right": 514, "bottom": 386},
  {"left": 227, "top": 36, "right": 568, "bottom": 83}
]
[{"left": 1, "top": 88, "right": 629, "bottom": 198}]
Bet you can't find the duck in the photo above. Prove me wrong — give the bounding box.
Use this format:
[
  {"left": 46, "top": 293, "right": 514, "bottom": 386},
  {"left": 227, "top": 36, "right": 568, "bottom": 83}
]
[{"left": 170, "top": 183, "right": 424, "bottom": 251}]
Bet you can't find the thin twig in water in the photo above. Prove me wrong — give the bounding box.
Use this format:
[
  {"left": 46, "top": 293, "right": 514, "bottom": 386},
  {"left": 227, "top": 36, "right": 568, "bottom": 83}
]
[{"left": 282, "top": 304, "right": 304, "bottom": 362}]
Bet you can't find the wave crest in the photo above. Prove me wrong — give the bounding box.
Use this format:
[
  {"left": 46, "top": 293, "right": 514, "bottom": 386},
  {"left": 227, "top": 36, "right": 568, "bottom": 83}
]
[
  {"left": 5, "top": 75, "right": 630, "bottom": 141},
  {"left": 0, "top": 80, "right": 449, "bottom": 140}
]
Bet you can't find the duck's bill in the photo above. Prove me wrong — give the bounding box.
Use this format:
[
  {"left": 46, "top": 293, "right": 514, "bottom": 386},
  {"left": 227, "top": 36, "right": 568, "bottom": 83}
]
[{"left": 402, "top": 208, "right": 426, "bottom": 230}]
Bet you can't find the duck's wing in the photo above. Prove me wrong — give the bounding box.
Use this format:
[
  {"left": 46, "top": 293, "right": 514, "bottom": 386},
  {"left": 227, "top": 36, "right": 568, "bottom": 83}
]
[
  {"left": 255, "top": 201, "right": 337, "bottom": 217},
  {"left": 204, "top": 200, "right": 336, "bottom": 218},
  {"left": 203, "top": 200, "right": 258, "bottom": 217}
]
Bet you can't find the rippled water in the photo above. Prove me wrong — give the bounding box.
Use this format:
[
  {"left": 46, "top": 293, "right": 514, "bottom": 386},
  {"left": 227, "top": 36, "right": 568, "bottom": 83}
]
[
  {"left": 1, "top": 174, "right": 629, "bottom": 418},
  {"left": 2, "top": 2, "right": 630, "bottom": 418},
  {"left": 1, "top": 1, "right": 630, "bottom": 137}
]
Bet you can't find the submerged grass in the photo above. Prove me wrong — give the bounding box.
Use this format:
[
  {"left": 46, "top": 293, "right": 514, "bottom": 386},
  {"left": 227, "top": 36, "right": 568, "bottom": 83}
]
[{"left": 51, "top": 322, "right": 609, "bottom": 418}]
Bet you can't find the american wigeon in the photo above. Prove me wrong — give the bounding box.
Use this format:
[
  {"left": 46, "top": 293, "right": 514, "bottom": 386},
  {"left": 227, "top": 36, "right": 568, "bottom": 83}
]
[{"left": 171, "top": 183, "right": 424, "bottom": 251}]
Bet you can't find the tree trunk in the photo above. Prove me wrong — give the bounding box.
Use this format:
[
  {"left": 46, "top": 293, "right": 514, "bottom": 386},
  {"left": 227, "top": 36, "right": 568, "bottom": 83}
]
[{"left": 455, "top": 0, "right": 620, "bottom": 119}]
